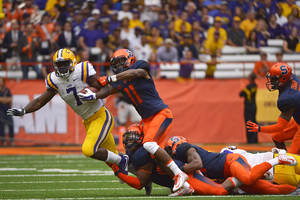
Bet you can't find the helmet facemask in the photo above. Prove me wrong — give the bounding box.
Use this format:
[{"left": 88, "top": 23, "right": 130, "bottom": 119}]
[
  {"left": 122, "top": 130, "right": 143, "bottom": 151},
  {"left": 110, "top": 56, "right": 128, "bottom": 74},
  {"left": 54, "top": 59, "right": 73, "bottom": 78}
]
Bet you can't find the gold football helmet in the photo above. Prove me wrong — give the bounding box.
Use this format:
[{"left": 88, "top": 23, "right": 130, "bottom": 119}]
[{"left": 53, "top": 48, "right": 77, "bottom": 78}]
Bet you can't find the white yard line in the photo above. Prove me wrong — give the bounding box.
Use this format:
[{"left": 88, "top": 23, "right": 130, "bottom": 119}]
[{"left": 0, "top": 180, "right": 119, "bottom": 184}]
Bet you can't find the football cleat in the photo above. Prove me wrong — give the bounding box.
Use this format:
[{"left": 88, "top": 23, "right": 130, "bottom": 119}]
[
  {"left": 261, "top": 171, "right": 273, "bottom": 180},
  {"left": 118, "top": 155, "right": 129, "bottom": 183},
  {"left": 169, "top": 184, "right": 194, "bottom": 196},
  {"left": 173, "top": 172, "right": 189, "bottom": 192},
  {"left": 288, "top": 187, "right": 300, "bottom": 196},
  {"left": 278, "top": 155, "right": 297, "bottom": 166},
  {"left": 271, "top": 147, "right": 287, "bottom": 155},
  {"left": 145, "top": 181, "right": 152, "bottom": 195}
]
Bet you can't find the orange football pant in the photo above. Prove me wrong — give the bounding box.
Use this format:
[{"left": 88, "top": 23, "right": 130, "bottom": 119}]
[
  {"left": 141, "top": 108, "right": 173, "bottom": 148},
  {"left": 240, "top": 179, "right": 296, "bottom": 194},
  {"left": 223, "top": 153, "right": 272, "bottom": 185},
  {"left": 272, "top": 118, "right": 300, "bottom": 154}
]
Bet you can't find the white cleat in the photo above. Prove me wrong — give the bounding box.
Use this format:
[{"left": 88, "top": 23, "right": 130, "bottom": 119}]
[
  {"left": 169, "top": 185, "right": 194, "bottom": 196},
  {"left": 172, "top": 172, "right": 189, "bottom": 192},
  {"left": 272, "top": 147, "right": 287, "bottom": 155},
  {"left": 278, "top": 155, "right": 298, "bottom": 166}
]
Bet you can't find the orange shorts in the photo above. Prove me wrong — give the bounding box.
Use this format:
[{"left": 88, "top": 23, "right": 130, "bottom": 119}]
[
  {"left": 223, "top": 153, "right": 251, "bottom": 178},
  {"left": 141, "top": 108, "right": 173, "bottom": 148}
]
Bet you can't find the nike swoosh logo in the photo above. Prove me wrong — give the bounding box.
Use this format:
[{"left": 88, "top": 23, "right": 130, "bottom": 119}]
[{"left": 73, "top": 78, "right": 78, "bottom": 81}]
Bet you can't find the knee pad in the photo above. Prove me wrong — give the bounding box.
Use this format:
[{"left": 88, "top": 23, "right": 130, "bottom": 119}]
[{"left": 143, "top": 142, "right": 160, "bottom": 155}]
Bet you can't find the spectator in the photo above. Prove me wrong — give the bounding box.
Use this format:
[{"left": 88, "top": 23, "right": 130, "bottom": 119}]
[
  {"left": 118, "top": 0, "right": 133, "bottom": 21},
  {"left": 279, "top": 0, "right": 300, "bottom": 18},
  {"left": 240, "top": 10, "right": 257, "bottom": 39},
  {"left": 166, "top": 0, "right": 181, "bottom": 21},
  {"left": 283, "top": 27, "right": 300, "bottom": 53},
  {"left": 268, "top": 13, "right": 282, "bottom": 39},
  {"left": 129, "top": 8, "right": 144, "bottom": 29},
  {"left": 132, "top": 33, "right": 153, "bottom": 62},
  {"left": 205, "top": 54, "right": 219, "bottom": 78},
  {"left": 275, "top": 5, "right": 288, "bottom": 27},
  {"left": 86, "top": 0, "right": 96, "bottom": 11},
  {"left": 62, "top": 2, "right": 76, "bottom": 20},
  {"left": 151, "top": 10, "right": 169, "bottom": 39},
  {"left": 263, "top": 0, "right": 278, "bottom": 19},
  {"left": 72, "top": 10, "right": 85, "bottom": 38},
  {"left": 200, "top": 6, "right": 213, "bottom": 30},
  {"left": 239, "top": 72, "right": 258, "bottom": 144},
  {"left": 107, "top": 28, "right": 122, "bottom": 51},
  {"left": 156, "top": 38, "right": 178, "bottom": 62},
  {"left": 52, "top": 4, "right": 66, "bottom": 25},
  {"left": 252, "top": 52, "right": 273, "bottom": 78},
  {"left": 177, "top": 50, "right": 198, "bottom": 82},
  {"left": 168, "top": 29, "right": 180, "bottom": 45},
  {"left": 91, "top": 8, "right": 101, "bottom": 30},
  {"left": 120, "top": 17, "right": 135, "bottom": 43},
  {"left": 174, "top": 11, "right": 192, "bottom": 33},
  {"left": 57, "top": 21, "right": 77, "bottom": 52},
  {"left": 229, "top": 0, "right": 250, "bottom": 16},
  {"left": 256, "top": 7, "right": 268, "bottom": 23},
  {"left": 148, "top": 52, "right": 160, "bottom": 79},
  {"left": 109, "top": 10, "right": 120, "bottom": 32},
  {"left": 146, "top": 26, "right": 163, "bottom": 51},
  {"left": 139, "top": 0, "right": 162, "bottom": 23},
  {"left": 281, "top": 15, "right": 298, "bottom": 39},
  {"left": 99, "top": 3, "right": 111, "bottom": 20},
  {"left": 2, "top": 19, "right": 23, "bottom": 71},
  {"left": 214, "top": 1, "right": 232, "bottom": 31},
  {"left": 256, "top": 19, "right": 271, "bottom": 47},
  {"left": 18, "top": 23, "right": 42, "bottom": 79},
  {"left": 5, "top": 0, "right": 22, "bottom": 22},
  {"left": 245, "top": 30, "right": 261, "bottom": 54},
  {"left": 99, "top": 18, "right": 112, "bottom": 45},
  {"left": 78, "top": 17, "right": 102, "bottom": 62},
  {"left": 292, "top": 7, "right": 300, "bottom": 28},
  {"left": 37, "top": 12, "right": 55, "bottom": 58},
  {"left": 0, "top": 77, "right": 14, "bottom": 146},
  {"left": 186, "top": 2, "right": 200, "bottom": 24},
  {"left": 204, "top": 31, "right": 224, "bottom": 57},
  {"left": 129, "top": 27, "right": 143, "bottom": 52},
  {"left": 143, "top": 20, "right": 151, "bottom": 36},
  {"left": 206, "top": 16, "right": 227, "bottom": 44},
  {"left": 234, "top": 6, "right": 246, "bottom": 21},
  {"left": 12, "top": 0, "right": 36, "bottom": 22},
  {"left": 275, "top": 51, "right": 284, "bottom": 63},
  {"left": 227, "top": 16, "right": 246, "bottom": 47},
  {"left": 193, "top": 33, "right": 205, "bottom": 55},
  {"left": 177, "top": 33, "right": 198, "bottom": 59},
  {"left": 202, "top": 0, "right": 222, "bottom": 17}
]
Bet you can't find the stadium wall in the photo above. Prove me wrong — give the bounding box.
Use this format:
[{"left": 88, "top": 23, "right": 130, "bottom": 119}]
[{"left": 6, "top": 78, "right": 279, "bottom": 146}]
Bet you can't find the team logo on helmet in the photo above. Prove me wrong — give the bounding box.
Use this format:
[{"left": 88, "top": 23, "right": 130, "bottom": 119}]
[
  {"left": 110, "top": 49, "right": 136, "bottom": 74},
  {"left": 164, "top": 136, "right": 188, "bottom": 157},
  {"left": 266, "top": 62, "right": 292, "bottom": 91}
]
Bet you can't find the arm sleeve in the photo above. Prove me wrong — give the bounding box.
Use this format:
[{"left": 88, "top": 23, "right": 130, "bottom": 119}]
[
  {"left": 260, "top": 117, "right": 289, "bottom": 133},
  {"left": 117, "top": 173, "right": 142, "bottom": 190}
]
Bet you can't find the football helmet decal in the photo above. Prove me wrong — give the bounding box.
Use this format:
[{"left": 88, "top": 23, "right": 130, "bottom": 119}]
[
  {"left": 122, "top": 124, "right": 143, "bottom": 151},
  {"left": 53, "top": 48, "right": 77, "bottom": 78},
  {"left": 164, "top": 136, "right": 188, "bottom": 157},
  {"left": 110, "top": 49, "right": 136, "bottom": 74},
  {"left": 266, "top": 62, "right": 292, "bottom": 91}
]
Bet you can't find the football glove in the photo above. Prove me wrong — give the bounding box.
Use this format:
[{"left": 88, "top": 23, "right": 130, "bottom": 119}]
[
  {"left": 77, "top": 88, "right": 96, "bottom": 101},
  {"left": 98, "top": 75, "right": 117, "bottom": 87},
  {"left": 111, "top": 164, "right": 121, "bottom": 176},
  {"left": 246, "top": 120, "right": 261, "bottom": 132},
  {"left": 7, "top": 108, "right": 26, "bottom": 116}
]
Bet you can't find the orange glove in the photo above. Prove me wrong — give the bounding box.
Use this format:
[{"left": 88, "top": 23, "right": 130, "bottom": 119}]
[
  {"left": 98, "top": 76, "right": 108, "bottom": 86},
  {"left": 246, "top": 120, "right": 260, "bottom": 132},
  {"left": 111, "top": 164, "right": 120, "bottom": 173}
]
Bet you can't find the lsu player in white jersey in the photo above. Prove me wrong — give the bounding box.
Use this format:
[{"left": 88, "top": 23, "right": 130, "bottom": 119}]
[
  {"left": 221, "top": 146, "right": 300, "bottom": 195},
  {"left": 7, "top": 48, "right": 129, "bottom": 174}
]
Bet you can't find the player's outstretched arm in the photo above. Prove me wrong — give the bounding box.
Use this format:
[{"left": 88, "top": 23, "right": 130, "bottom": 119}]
[
  {"left": 247, "top": 108, "right": 294, "bottom": 133},
  {"left": 184, "top": 148, "right": 203, "bottom": 174},
  {"left": 7, "top": 89, "right": 56, "bottom": 116}
]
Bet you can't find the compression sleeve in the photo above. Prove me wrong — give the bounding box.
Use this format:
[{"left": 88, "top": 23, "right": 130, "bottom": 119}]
[
  {"left": 260, "top": 117, "right": 289, "bottom": 133},
  {"left": 117, "top": 173, "right": 142, "bottom": 190}
]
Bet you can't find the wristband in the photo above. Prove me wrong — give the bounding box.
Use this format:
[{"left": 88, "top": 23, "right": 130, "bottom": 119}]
[
  {"left": 22, "top": 108, "right": 26, "bottom": 115},
  {"left": 115, "top": 170, "right": 121, "bottom": 176},
  {"left": 108, "top": 75, "right": 117, "bottom": 83}
]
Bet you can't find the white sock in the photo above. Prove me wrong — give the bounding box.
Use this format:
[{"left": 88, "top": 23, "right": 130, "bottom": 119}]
[
  {"left": 183, "top": 182, "right": 191, "bottom": 188},
  {"left": 266, "top": 158, "right": 279, "bottom": 167},
  {"left": 230, "top": 177, "right": 243, "bottom": 188},
  {"left": 105, "top": 150, "right": 121, "bottom": 164},
  {"left": 166, "top": 160, "right": 182, "bottom": 175}
]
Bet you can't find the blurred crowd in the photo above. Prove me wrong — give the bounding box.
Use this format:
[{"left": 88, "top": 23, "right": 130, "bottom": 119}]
[{"left": 0, "top": 0, "right": 300, "bottom": 79}]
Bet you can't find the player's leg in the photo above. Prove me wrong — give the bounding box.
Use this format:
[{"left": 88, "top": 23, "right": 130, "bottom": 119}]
[
  {"left": 287, "top": 124, "right": 300, "bottom": 154},
  {"left": 142, "top": 108, "right": 188, "bottom": 191},
  {"left": 272, "top": 118, "right": 298, "bottom": 151},
  {"left": 239, "top": 179, "right": 296, "bottom": 194}
]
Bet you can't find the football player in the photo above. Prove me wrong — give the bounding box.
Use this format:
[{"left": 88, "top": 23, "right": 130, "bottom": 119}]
[
  {"left": 164, "top": 136, "right": 297, "bottom": 194},
  {"left": 7, "top": 48, "right": 129, "bottom": 175},
  {"left": 221, "top": 146, "right": 300, "bottom": 195},
  {"left": 111, "top": 124, "right": 233, "bottom": 196},
  {"left": 247, "top": 62, "right": 300, "bottom": 154},
  {"left": 78, "top": 49, "right": 188, "bottom": 192}
]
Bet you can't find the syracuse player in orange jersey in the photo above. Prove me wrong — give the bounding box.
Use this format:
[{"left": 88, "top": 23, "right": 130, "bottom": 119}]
[
  {"left": 77, "top": 49, "right": 189, "bottom": 192},
  {"left": 247, "top": 63, "right": 300, "bottom": 155}
]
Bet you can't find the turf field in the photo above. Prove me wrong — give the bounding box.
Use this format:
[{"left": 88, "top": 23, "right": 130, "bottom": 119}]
[{"left": 0, "top": 154, "right": 298, "bottom": 200}]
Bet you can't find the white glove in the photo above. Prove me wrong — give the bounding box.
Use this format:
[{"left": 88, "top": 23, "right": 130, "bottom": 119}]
[
  {"left": 7, "top": 108, "right": 26, "bottom": 116},
  {"left": 78, "top": 88, "right": 96, "bottom": 101}
]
